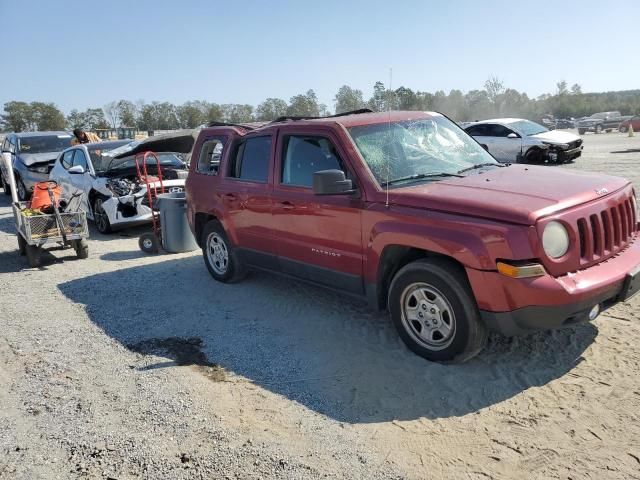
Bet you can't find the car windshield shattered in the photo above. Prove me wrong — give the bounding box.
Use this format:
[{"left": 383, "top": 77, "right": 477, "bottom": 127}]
[
  {"left": 508, "top": 120, "right": 548, "bottom": 136},
  {"left": 348, "top": 115, "right": 497, "bottom": 187},
  {"left": 19, "top": 135, "right": 73, "bottom": 154}
]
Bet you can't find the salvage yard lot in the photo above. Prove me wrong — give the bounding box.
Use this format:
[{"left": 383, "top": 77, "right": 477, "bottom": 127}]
[{"left": 1, "top": 131, "right": 639, "bottom": 479}]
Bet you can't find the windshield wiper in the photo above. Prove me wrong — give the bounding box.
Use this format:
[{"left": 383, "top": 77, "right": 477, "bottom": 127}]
[
  {"left": 457, "top": 163, "right": 504, "bottom": 175},
  {"left": 381, "top": 172, "right": 463, "bottom": 187}
]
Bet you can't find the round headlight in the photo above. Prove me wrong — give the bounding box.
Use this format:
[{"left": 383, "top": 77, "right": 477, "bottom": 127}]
[{"left": 543, "top": 221, "right": 570, "bottom": 259}]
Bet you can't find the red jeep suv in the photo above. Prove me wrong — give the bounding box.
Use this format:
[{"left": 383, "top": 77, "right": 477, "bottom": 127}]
[{"left": 185, "top": 110, "right": 640, "bottom": 362}]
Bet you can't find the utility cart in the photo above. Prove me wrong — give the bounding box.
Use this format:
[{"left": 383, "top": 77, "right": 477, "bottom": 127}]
[{"left": 13, "top": 201, "right": 89, "bottom": 267}]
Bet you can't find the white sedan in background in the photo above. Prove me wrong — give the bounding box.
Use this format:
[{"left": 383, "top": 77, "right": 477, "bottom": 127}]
[
  {"left": 464, "top": 118, "right": 583, "bottom": 164},
  {"left": 50, "top": 141, "right": 187, "bottom": 233}
]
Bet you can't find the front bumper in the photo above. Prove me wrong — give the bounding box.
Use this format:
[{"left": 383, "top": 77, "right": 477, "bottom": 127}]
[
  {"left": 548, "top": 146, "right": 583, "bottom": 163},
  {"left": 467, "top": 236, "right": 640, "bottom": 335}
]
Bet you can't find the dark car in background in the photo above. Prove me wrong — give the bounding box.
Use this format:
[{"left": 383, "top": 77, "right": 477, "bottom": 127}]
[
  {"left": 0, "top": 131, "right": 74, "bottom": 200},
  {"left": 576, "top": 111, "right": 632, "bottom": 134}
]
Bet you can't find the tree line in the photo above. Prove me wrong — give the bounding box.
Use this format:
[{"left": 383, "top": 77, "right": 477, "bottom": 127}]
[{"left": 2, "top": 79, "right": 639, "bottom": 132}]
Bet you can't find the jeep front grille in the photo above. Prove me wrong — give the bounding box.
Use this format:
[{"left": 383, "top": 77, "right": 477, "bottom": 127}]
[{"left": 577, "top": 195, "right": 637, "bottom": 261}]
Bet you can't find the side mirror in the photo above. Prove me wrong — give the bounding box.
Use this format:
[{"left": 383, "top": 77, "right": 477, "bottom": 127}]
[
  {"left": 68, "top": 165, "right": 85, "bottom": 174},
  {"left": 507, "top": 133, "right": 519, "bottom": 139},
  {"left": 313, "top": 170, "right": 354, "bottom": 195}
]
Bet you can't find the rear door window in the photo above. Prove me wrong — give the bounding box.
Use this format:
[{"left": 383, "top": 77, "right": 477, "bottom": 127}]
[
  {"left": 231, "top": 136, "right": 272, "bottom": 182},
  {"left": 466, "top": 125, "right": 487, "bottom": 136}
]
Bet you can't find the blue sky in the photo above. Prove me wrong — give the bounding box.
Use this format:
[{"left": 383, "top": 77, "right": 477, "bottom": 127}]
[{"left": 1, "top": 0, "right": 638, "bottom": 113}]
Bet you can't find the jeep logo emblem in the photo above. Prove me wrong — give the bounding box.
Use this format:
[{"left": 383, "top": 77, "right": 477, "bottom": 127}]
[{"left": 595, "top": 188, "right": 609, "bottom": 196}]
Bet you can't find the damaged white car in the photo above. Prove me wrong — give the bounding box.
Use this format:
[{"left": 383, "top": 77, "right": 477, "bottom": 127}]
[{"left": 50, "top": 141, "right": 188, "bottom": 233}]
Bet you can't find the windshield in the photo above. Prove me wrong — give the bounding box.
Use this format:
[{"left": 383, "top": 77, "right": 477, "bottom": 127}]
[
  {"left": 19, "top": 135, "right": 72, "bottom": 154},
  {"left": 108, "top": 152, "right": 186, "bottom": 172},
  {"left": 348, "top": 116, "right": 497, "bottom": 187},
  {"left": 88, "top": 141, "right": 131, "bottom": 172},
  {"left": 507, "top": 120, "right": 548, "bottom": 136}
]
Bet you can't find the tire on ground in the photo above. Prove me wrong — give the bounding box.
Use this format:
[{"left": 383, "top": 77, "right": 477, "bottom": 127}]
[
  {"left": 73, "top": 238, "right": 89, "bottom": 259},
  {"left": 388, "top": 258, "right": 488, "bottom": 363},
  {"left": 201, "top": 220, "right": 246, "bottom": 283},
  {"left": 25, "top": 244, "right": 41, "bottom": 268}
]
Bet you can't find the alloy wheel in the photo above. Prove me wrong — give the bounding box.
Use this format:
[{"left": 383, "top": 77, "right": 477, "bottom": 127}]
[
  {"left": 206, "top": 232, "right": 229, "bottom": 275},
  {"left": 400, "top": 282, "right": 457, "bottom": 351}
]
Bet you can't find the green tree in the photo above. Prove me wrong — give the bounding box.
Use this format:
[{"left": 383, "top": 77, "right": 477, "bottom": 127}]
[
  {"left": 176, "top": 101, "right": 207, "bottom": 128},
  {"left": 287, "top": 90, "right": 321, "bottom": 117},
  {"left": 570, "top": 83, "right": 582, "bottom": 95},
  {"left": 206, "top": 103, "right": 223, "bottom": 123},
  {"left": 30, "top": 102, "right": 66, "bottom": 130},
  {"left": 221, "top": 104, "right": 254, "bottom": 123},
  {"left": 116, "top": 100, "right": 138, "bottom": 127},
  {"left": 66, "top": 109, "right": 87, "bottom": 129},
  {"left": 255, "top": 98, "right": 288, "bottom": 121},
  {"left": 556, "top": 80, "right": 568, "bottom": 96},
  {"left": 334, "top": 85, "right": 365, "bottom": 113},
  {"left": 1, "top": 101, "right": 32, "bottom": 131}
]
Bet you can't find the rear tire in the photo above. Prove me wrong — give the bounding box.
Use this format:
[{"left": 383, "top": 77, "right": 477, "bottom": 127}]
[
  {"left": 595, "top": 124, "right": 603, "bottom": 134},
  {"left": 201, "top": 220, "right": 246, "bottom": 283},
  {"left": 388, "top": 258, "right": 487, "bottom": 363},
  {"left": 578, "top": 128, "right": 585, "bottom": 135},
  {"left": 619, "top": 126, "right": 628, "bottom": 133},
  {"left": 25, "top": 244, "right": 41, "bottom": 268}
]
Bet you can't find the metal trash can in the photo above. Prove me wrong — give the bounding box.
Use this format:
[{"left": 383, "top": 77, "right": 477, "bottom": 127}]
[{"left": 156, "top": 192, "right": 199, "bottom": 253}]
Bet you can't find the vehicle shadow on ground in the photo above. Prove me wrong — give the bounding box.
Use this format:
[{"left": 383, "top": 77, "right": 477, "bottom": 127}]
[{"left": 58, "top": 256, "right": 597, "bottom": 423}]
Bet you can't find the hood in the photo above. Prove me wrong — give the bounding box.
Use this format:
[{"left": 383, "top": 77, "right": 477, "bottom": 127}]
[
  {"left": 112, "top": 130, "right": 196, "bottom": 159},
  {"left": 17, "top": 152, "right": 59, "bottom": 166},
  {"left": 530, "top": 130, "right": 580, "bottom": 144},
  {"left": 387, "top": 165, "right": 630, "bottom": 225}
]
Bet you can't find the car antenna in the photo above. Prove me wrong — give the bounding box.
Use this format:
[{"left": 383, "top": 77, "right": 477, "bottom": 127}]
[{"left": 386, "top": 67, "right": 392, "bottom": 208}]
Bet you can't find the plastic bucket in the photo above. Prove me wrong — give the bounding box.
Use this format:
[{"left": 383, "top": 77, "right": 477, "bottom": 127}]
[{"left": 30, "top": 181, "right": 60, "bottom": 210}]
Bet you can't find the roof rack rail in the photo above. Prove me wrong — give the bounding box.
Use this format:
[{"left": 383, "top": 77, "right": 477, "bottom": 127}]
[
  {"left": 271, "top": 108, "right": 373, "bottom": 124},
  {"left": 205, "top": 121, "right": 263, "bottom": 130}
]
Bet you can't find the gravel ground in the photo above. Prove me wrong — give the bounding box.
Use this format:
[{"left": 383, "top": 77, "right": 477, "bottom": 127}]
[{"left": 1, "top": 131, "right": 639, "bottom": 479}]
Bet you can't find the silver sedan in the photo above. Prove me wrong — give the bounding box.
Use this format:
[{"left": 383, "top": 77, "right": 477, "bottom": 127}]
[{"left": 464, "top": 118, "right": 583, "bottom": 164}]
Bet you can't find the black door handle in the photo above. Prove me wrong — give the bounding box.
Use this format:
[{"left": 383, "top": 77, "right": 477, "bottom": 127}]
[{"left": 280, "top": 200, "right": 294, "bottom": 210}]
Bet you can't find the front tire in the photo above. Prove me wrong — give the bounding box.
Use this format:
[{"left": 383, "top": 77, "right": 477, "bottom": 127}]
[
  {"left": 93, "top": 198, "right": 112, "bottom": 234},
  {"left": 201, "top": 220, "right": 246, "bottom": 283},
  {"left": 388, "top": 259, "right": 487, "bottom": 363},
  {"left": 595, "top": 124, "right": 603, "bottom": 134},
  {"left": 578, "top": 128, "right": 585, "bottom": 135},
  {"left": 619, "top": 126, "right": 628, "bottom": 133},
  {"left": 16, "top": 177, "right": 29, "bottom": 201}
]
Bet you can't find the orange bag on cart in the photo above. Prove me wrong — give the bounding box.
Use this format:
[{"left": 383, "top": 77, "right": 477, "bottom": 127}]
[{"left": 30, "top": 181, "right": 61, "bottom": 210}]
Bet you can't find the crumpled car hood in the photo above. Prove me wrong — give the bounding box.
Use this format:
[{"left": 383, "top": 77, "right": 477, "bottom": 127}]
[{"left": 18, "top": 152, "right": 58, "bottom": 166}]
